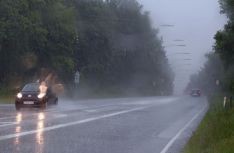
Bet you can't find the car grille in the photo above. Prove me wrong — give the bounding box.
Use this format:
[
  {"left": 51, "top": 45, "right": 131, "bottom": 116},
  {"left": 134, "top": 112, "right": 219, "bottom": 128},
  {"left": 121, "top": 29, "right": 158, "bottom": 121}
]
[{"left": 22, "top": 94, "right": 38, "bottom": 100}]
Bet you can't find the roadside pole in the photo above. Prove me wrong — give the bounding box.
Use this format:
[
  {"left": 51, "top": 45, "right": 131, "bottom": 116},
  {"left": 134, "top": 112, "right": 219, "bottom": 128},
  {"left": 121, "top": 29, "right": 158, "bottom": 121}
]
[
  {"left": 230, "top": 96, "right": 232, "bottom": 108},
  {"left": 74, "top": 71, "right": 80, "bottom": 89},
  {"left": 223, "top": 96, "right": 227, "bottom": 108}
]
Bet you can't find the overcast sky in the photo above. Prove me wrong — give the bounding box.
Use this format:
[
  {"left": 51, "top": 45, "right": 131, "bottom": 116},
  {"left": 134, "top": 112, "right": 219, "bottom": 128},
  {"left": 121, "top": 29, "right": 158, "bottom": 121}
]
[{"left": 138, "top": 0, "right": 227, "bottom": 94}]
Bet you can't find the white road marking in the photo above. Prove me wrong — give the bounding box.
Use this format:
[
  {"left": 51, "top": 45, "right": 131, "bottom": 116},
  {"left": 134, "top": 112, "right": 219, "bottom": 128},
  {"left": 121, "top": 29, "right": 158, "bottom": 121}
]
[
  {"left": 0, "top": 106, "right": 148, "bottom": 141},
  {"left": 0, "top": 97, "right": 179, "bottom": 120},
  {"left": 160, "top": 104, "right": 208, "bottom": 153},
  {"left": 0, "top": 106, "right": 76, "bottom": 121},
  {"left": 0, "top": 108, "right": 55, "bottom": 120},
  {"left": 0, "top": 105, "right": 115, "bottom": 121},
  {"left": 84, "top": 109, "right": 98, "bottom": 113},
  {"left": 122, "top": 97, "right": 179, "bottom": 106},
  {"left": 0, "top": 123, "right": 17, "bottom": 128},
  {"left": 52, "top": 114, "right": 67, "bottom": 118},
  {"left": 0, "top": 113, "right": 69, "bottom": 128},
  {"left": 0, "top": 116, "right": 16, "bottom": 120},
  {"left": 0, "top": 122, "right": 16, "bottom": 124},
  {"left": 158, "top": 120, "right": 185, "bottom": 139}
]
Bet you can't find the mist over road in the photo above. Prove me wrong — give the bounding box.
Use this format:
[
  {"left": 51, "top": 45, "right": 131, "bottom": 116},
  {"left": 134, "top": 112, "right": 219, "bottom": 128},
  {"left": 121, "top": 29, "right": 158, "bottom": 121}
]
[{"left": 0, "top": 96, "right": 207, "bottom": 153}]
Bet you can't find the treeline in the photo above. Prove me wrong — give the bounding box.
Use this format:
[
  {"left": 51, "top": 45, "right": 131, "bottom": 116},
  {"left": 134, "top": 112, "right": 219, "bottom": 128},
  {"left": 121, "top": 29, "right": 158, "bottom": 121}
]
[
  {"left": 186, "top": 0, "right": 234, "bottom": 95},
  {"left": 0, "top": 0, "right": 174, "bottom": 96}
]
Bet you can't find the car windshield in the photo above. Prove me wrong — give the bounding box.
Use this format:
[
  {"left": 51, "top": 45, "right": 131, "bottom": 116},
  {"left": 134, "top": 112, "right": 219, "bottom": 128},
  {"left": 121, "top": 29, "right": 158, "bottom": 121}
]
[{"left": 22, "top": 84, "right": 39, "bottom": 92}]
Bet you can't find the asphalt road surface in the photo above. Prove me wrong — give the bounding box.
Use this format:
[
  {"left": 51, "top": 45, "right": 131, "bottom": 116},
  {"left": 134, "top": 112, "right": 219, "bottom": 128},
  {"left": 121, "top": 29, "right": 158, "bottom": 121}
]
[{"left": 0, "top": 96, "right": 207, "bottom": 153}]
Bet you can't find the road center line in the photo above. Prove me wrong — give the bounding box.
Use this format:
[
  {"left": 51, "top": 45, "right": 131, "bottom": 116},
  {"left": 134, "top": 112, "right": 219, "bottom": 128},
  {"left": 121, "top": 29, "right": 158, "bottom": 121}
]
[
  {"left": 0, "top": 106, "right": 148, "bottom": 141},
  {"left": 0, "top": 123, "right": 17, "bottom": 128},
  {"left": 0, "top": 122, "right": 16, "bottom": 124},
  {"left": 0, "top": 104, "right": 116, "bottom": 120},
  {"left": 160, "top": 103, "right": 208, "bottom": 153}
]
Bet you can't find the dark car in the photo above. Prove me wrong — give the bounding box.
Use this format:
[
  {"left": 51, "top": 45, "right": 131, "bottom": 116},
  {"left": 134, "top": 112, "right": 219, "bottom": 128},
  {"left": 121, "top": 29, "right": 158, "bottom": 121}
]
[
  {"left": 15, "top": 83, "right": 58, "bottom": 110},
  {"left": 190, "top": 89, "right": 201, "bottom": 97}
]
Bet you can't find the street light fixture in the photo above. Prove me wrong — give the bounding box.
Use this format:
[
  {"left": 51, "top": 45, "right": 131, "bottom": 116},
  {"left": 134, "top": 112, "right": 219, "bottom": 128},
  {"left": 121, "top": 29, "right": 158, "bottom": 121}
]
[
  {"left": 164, "top": 44, "right": 187, "bottom": 48},
  {"left": 170, "top": 63, "right": 191, "bottom": 67},
  {"left": 174, "top": 52, "right": 191, "bottom": 54},
  {"left": 173, "top": 63, "right": 192, "bottom": 65},
  {"left": 167, "top": 52, "right": 191, "bottom": 56},
  {"left": 174, "top": 39, "right": 184, "bottom": 42},
  {"left": 178, "top": 52, "right": 191, "bottom": 54},
  {"left": 183, "top": 59, "right": 192, "bottom": 61},
  {"left": 160, "top": 24, "right": 175, "bottom": 27}
]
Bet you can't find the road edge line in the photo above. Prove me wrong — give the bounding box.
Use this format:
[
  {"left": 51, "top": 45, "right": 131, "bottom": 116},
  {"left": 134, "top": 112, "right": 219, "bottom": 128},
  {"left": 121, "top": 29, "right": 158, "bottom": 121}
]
[{"left": 160, "top": 102, "right": 208, "bottom": 153}]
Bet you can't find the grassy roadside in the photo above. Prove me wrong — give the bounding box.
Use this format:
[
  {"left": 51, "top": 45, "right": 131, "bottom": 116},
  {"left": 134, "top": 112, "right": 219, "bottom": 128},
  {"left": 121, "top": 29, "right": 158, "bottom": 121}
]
[
  {"left": 183, "top": 96, "right": 234, "bottom": 153},
  {"left": 0, "top": 95, "right": 14, "bottom": 104},
  {"left": 0, "top": 89, "right": 15, "bottom": 104}
]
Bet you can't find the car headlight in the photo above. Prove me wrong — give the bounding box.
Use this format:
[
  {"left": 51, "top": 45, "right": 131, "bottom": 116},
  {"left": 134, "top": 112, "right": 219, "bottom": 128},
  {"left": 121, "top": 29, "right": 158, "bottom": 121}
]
[
  {"left": 17, "top": 93, "right": 23, "bottom": 99},
  {"left": 38, "top": 93, "right": 46, "bottom": 99}
]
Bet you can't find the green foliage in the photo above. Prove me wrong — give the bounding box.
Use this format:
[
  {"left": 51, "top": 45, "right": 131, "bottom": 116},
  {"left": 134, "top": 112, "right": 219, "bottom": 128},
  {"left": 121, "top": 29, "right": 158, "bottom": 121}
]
[
  {"left": 183, "top": 96, "right": 234, "bottom": 153},
  {"left": 186, "top": 53, "right": 224, "bottom": 95},
  {"left": 215, "top": 27, "right": 234, "bottom": 92},
  {"left": 220, "top": 0, "right": 234, "bottom": 20},
  {"left": 0, "top": 0, "right": 76, "bottom": 87},
  {"left": 209, "top": 0, "right": 234, "bottom": 94},
  {"left": 73, "top": 0, "right": 174, "bottom": 95},
  {"left": 214, "top": 22, "right": 234, "bottom": 68},
  {"left": 185, "top": 2, "right": 234, "bottom": 151},
  {"left": 0, "top": 0, "right": 174, "bottom": 96},
  {"left": 187, "top": 0, "right": 234, "bottom": 95}
]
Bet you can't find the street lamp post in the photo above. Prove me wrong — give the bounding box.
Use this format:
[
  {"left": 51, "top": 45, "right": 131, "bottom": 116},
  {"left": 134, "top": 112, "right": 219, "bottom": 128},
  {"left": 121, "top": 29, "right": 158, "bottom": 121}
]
[
  {"left": 74, "top": 71, "right": 80, "bottom": 89},
  {"left": 167, "top": 52, "right": 191, "bottom": 56}
]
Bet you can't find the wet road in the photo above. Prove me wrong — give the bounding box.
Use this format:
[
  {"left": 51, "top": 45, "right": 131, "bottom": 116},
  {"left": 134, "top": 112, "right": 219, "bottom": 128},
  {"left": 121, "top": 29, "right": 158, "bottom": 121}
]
[{"left": 0, "top": 96, "right": 207, "bottom": 153}]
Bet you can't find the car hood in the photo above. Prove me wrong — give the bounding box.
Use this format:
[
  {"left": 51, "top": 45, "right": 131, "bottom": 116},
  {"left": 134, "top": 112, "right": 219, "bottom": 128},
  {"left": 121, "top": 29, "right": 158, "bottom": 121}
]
[{"left": 21, "top": 91, "right": 39, "bottom": 94}]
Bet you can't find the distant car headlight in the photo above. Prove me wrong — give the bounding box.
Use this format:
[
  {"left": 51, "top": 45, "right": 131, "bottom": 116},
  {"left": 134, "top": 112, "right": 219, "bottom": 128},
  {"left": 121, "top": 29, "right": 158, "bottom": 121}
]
[
  {"left": 37, "top": 93, "right": 46, "bottom": 99},
  {"left": 17, "top": 93, "right": 23, "bottom": 99}
]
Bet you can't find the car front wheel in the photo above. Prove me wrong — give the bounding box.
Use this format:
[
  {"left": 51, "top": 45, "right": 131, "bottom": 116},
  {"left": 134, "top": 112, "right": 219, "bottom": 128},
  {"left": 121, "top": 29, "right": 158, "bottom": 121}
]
[
  {"left": 40, "top": 102, "right": 47, "bottom": 110},
  {"left": 15, "top": 104, "right": 21, "bottom": 111}
]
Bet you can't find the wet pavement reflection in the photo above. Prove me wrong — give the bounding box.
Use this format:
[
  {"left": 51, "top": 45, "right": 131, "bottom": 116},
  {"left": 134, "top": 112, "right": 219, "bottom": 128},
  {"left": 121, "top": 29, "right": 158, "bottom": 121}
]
[
  {"left": 13, "top": 111, "right": 46, "bottom": 153},
  {"left": 14, "top": 113, "right": 22, "bottom": 152},
  {"left": 36, "top": 112, "right": 45, "bottom": 153}
]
